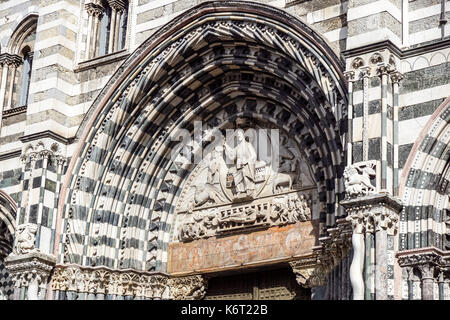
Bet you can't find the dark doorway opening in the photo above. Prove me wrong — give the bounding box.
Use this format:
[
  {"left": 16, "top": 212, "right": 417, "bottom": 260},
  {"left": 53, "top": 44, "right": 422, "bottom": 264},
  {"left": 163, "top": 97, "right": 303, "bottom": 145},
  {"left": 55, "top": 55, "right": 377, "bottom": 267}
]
[{"left": 205, "top": 267, "right": 310, "bottom": 300}]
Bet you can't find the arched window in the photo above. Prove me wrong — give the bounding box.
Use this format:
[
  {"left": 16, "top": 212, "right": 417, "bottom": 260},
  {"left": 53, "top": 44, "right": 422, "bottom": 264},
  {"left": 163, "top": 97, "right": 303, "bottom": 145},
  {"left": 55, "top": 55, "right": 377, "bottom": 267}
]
[
  {"left": 85, "top": 0, "right": 129, "bottom": 60},
  {"left": 0, "top": 16, "right": 37, "bottom": 111},
  {"left": 19, "top": 47, "right": 33, "bottom": 107}
]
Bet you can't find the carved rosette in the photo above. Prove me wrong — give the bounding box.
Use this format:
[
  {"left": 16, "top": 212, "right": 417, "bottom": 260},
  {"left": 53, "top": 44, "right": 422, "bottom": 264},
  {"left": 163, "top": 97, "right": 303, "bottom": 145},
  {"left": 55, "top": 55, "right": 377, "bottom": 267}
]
[
  {"left": 5, "top": 252, "right": 56, "bottom": 289},
  {"left": 169, "top": 275, "right": 207, "bottom": 300}
]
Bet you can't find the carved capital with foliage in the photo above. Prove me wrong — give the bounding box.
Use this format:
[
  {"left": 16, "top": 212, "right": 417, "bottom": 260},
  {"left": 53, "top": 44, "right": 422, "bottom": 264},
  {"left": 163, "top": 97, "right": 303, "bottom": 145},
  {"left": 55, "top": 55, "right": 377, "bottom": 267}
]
[{"left": 169, "top": 275, "right": 207, "bottom": 300}]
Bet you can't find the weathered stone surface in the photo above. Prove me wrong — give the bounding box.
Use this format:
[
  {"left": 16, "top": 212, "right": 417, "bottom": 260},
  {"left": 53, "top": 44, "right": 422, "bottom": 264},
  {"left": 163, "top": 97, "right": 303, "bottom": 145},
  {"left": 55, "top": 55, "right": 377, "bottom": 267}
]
[{"left": 168, "top": 220, "right": 319, "bottom": 275}]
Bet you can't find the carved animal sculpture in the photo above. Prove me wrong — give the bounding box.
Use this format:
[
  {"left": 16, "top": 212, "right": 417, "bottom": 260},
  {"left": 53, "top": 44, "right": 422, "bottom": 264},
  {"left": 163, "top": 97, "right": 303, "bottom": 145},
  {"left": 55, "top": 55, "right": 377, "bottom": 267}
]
[
  {"left": 344, "top": 165, "right": 376, "bottom": 196},
  {"left": 272, "top": 160, "right": 300, "bottom": 193},
  {"left": 14, "top": 224, "right": 38, "bottom": 255},
  {"left": 192, "top": 184, "right": 224, "bottom": 206}
]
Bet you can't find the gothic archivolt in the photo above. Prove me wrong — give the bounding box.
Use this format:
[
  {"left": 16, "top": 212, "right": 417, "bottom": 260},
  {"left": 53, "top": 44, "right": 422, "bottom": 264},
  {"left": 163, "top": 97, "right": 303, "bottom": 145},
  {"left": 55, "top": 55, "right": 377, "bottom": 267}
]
[{"left": 59, "top": 2, "right": 346, "bottom": 273}]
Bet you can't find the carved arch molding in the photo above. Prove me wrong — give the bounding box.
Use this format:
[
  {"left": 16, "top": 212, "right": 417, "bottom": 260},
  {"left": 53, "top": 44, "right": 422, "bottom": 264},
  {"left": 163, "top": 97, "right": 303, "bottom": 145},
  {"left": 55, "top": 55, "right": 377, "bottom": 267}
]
[
  {"left": 0, "top": 190, "right": 16, "bottom": 259},
  {"left": 56, "top": 1, "right": 348, "bottom": 289}
]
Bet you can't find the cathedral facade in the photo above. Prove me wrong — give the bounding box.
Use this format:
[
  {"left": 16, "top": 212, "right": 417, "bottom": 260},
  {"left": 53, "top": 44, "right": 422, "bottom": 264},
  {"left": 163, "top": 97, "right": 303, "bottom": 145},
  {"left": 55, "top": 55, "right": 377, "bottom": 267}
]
[{"left": 0, "top": 0, "right": 448, "bottom": 300}]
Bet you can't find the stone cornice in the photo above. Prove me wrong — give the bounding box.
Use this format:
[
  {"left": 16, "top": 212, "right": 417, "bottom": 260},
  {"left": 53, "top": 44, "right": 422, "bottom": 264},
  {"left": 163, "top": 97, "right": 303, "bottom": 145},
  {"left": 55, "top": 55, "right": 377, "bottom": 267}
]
[
  {"left": 340, "top": 193, "right": 403, "bottom": 212},
  {"left": 19, "top": 130, "right": 75, "bottom": 145},
  {"left": 75, "top": 49, "right": 129, "bottom": 73},
  {"left": 342, "top": 39, "right": 450, "bottom": 59},
  {"left": 0, "top": 149, "right": 21, "bottom": 161},
  {"left": 2, "top": 105, "right": 27, "bottom": 118}
]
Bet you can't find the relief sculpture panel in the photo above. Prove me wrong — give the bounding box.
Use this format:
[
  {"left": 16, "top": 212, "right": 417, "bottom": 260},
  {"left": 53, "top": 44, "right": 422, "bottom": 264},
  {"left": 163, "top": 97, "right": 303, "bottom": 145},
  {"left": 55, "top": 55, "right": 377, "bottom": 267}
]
[
  {"left": 172, "top": 126, "right": 318, "bottom": 243},
  {"left": 168, "top": 117, "right": 320, "bottom": 274}
]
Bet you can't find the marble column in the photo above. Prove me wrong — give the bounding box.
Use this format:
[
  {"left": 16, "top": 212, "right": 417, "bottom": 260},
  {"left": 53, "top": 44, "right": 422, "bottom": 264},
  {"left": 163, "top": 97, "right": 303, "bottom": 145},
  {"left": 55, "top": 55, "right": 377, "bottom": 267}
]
[
  {"left": 344, "top": 71, "right": 355, "bottom": 166},
  {"left": 85, "top": 4, "right": 104, "bottom": 59},
  {"left": 341, "top": 180, "right": 402, "bottom": 300},
  {"left": 390, "top": 71, "right": 403, "bottom": 196},
  {"left": 397, "top": 248, "right": 446, "bottom": 300},
  {"left": 360, "top": 67, "right": 370, "bottom": 161},
  {"left": 419, "top": 263, "right": 435, "bottom": 300}
]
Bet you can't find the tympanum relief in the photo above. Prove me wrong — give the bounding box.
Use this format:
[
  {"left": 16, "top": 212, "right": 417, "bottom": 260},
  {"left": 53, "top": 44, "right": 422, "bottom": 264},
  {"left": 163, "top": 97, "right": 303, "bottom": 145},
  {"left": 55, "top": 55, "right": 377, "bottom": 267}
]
[{"left": 173, "top": 127, "right": 317, "bottom": 242}]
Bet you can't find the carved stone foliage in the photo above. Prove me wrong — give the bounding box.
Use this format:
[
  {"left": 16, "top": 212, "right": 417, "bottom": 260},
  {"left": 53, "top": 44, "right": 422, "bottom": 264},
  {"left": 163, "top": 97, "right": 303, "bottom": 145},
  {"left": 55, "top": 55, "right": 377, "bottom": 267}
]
[
  {"left": 0, "top": 53, "right": 22, "bottom": 67},
  {"left": 343, "top": 161, "right": 376, "bottom": 198},
  {"left": 169, "top": 275, "right": 207, "bottom": 300},
  {"left": 5, "top": 252, "right": 56, "bottom": 289},
  {"left": 51, "top": 265, "right": 207, "bottom": 300},
  {"left": 21, "top": 141, "right": 65, "bottom": 163},
  {"left": 52, "top": 265, "right": 170, "bottom": 299},
  {"left": 341, "top": 194, "right": 401, "bottom": 235},
  {"left": 397, "top": 250, "right": 447, "bottom": 269},
  {"left": 289, "top": 218, "right": 353, "bottom": 289},
  {"left": 175, "top": 127, "right": 316, "bottom": 242},
  {"left": 289, "top": 256, "right": 328, "bottom": 288}
]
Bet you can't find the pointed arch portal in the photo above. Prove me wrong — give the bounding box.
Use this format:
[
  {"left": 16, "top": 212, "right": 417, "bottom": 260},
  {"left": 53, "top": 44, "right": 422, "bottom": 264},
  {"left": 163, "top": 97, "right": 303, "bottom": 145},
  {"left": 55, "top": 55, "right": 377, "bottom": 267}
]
[{"left": 56, "top": 1, "right": 348, "bottom": 276}]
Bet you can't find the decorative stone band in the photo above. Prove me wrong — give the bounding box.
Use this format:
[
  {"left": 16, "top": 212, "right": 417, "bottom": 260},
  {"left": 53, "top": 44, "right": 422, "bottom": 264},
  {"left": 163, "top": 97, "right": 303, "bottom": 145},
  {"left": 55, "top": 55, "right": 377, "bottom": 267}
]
[
  {"left": 397, "top": 247, "right": 450, "bottom": 270},
  {"left": 4, "top": 252, "right": 56, "bottom": 288},
  {"left": 2, "top": 105, "right": 27, "bottom": 118},
  {"left": 341, "top": 193, "right": 402, "bottom": 235},
  {"left": 51, "top": 264, "right": 207, "bottom": 300}
]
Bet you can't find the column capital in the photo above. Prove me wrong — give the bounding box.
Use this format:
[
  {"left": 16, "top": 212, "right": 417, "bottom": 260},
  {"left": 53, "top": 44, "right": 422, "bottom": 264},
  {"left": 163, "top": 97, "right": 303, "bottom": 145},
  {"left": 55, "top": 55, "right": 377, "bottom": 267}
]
[
  {"left": 0, "top": 53, "right": 22, "bottom": 67},
  {"left": 360, "top": 66, "right": 371, "bottom": 78},
  {"left": 397, "top": 247, "right": 448, "bottom": 268},
  {"left": 344, "top": 70, "right": 355, "bottom": 82},
  {"left": 289, "top": 255, "right": 328, "bottom": 288},
  {"left": 390, "top": 71, "right": 404, "bottom": 84},
  {"left": 341, "top": 193, "right": 402, "bottom": 235},
  {"left": 107, "top": 0, "right": 127, "bottom": 11},
  {"left": 85, "top": 3, "right": 104, "bottom": 18},
  {"left": 375, "top": 64, "right": 391, "bottom": 76},
  {"left": 169, "top": 275, "right": 207, "bottom": 300},
  {"left": 4, "top": 252, "right": 56, "bottom": 289}
]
